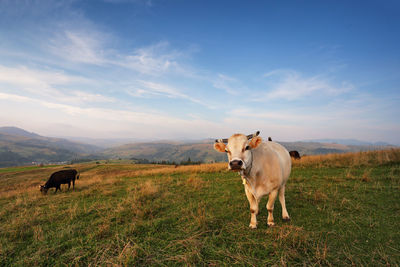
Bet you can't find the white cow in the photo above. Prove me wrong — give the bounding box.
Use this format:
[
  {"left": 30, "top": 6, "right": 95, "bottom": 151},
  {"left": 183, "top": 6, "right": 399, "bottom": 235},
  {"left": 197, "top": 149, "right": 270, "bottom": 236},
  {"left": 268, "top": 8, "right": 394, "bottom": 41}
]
[{"left": 214, "top": 131, "right": 291, "bottom": 228}]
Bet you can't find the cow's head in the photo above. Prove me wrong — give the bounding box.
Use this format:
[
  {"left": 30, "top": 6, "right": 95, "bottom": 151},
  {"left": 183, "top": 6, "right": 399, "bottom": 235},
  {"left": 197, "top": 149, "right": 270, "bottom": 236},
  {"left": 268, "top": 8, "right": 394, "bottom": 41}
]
[
  {"left": 214, "top": 131, "right": 262, "bottom": 171},
  {"left": 39, "top": 185, "right": 49, "bottom": 194}
]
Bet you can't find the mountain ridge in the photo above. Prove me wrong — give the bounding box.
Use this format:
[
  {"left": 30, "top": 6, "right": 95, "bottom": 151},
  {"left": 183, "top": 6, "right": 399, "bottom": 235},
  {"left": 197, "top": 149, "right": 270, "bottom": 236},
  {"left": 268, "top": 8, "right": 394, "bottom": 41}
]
[
  {"left": 303, "top": 138, "right": 392, "bottom": 146},
  {"left": 0, "top": 126, "right": 397, "bottom": 167},
  {"left": 0, "top": 127, "right": 101, "bottom": 167}
]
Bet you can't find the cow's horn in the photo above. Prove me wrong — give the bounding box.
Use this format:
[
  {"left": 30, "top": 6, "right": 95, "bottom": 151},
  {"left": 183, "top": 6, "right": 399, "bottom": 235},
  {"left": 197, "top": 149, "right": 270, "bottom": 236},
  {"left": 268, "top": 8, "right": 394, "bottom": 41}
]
[
  {"left": 215, "top": 138, "right": 228, "bottom": 143},
  {"left": 247, "top": 131, "right": 260, "bottom": 140}
]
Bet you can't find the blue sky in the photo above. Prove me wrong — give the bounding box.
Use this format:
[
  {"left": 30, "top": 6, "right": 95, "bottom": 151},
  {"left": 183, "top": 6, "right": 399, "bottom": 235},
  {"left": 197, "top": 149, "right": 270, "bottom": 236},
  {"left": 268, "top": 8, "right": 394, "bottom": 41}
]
[{"left": 0, "top": 0, "right": 399, "bottom": 144}]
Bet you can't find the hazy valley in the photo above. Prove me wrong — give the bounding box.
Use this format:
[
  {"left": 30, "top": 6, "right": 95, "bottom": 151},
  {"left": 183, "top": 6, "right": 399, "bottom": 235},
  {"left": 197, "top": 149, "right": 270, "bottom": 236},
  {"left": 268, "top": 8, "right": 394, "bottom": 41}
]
[{"left": 0, "top": 126, "right": 396, "bottom": 167}]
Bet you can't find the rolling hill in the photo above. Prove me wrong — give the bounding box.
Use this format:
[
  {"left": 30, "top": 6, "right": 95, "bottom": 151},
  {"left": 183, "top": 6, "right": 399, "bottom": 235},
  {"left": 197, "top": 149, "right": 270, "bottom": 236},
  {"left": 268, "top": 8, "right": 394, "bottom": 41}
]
[
  {"left": 100, "top": 141, "right": 227, "bottom": 163},
  {"left": 100, "top": 138, "right": 395, "bottom": 163},
  {"left": 0, "top": 126, "right": 396, "bottom": 167},
  {"left": 0, "top": 127, "right": 101, "bottom": 167}
]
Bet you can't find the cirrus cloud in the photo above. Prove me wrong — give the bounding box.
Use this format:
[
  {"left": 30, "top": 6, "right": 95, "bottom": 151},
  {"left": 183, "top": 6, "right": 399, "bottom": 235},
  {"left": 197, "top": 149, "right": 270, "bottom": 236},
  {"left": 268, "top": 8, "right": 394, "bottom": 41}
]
[{"left": 261, "top": 69, "right": 353, "bottom": 101}]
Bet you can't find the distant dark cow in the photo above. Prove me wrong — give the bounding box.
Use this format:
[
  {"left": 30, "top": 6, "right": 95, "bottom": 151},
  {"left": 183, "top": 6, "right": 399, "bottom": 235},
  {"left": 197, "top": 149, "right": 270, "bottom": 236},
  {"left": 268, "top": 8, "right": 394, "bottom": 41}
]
[
  {"left": 40, "top": 169, "right": 79, "bottom": 194},
  {"left": 289, "top": 150, "right": 301, "bottom": 159},
  {"left": 268, "top": 137, "right": 272, "bottom": 141}
]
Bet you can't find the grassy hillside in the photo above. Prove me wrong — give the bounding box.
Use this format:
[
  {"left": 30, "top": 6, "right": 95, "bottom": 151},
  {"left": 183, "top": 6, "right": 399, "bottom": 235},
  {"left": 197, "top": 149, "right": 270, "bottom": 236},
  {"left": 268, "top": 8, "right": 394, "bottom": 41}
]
[
  {"left": 280, "top": 141, "right": 393, "bottom": 155},
  {"left": 0, "top": 149, "right": 399, "bottom": 265},
  {"left": 101, "top": 139, "right": 395, "bottom": 164},
  {"left": 101, "top": 142, "right": 227, "bottom": 163}
]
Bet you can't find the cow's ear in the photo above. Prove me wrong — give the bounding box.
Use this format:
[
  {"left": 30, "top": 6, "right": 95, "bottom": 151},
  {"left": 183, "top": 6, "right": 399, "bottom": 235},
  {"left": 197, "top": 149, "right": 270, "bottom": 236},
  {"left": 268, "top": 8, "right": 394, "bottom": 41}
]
[
  {"left": 249, "top": 136, "right": 262, "bottom": 149},
  {"left": 214, "top": 142, "right": 226, "bottom": 153}
]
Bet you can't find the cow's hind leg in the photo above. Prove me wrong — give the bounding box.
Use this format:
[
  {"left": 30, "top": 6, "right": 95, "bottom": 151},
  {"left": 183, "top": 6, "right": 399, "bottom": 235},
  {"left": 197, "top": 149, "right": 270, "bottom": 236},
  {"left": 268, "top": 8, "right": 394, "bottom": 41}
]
[
  {"left": 68, "top": 182, "right": 71, "bottom": 190},
  {"left": 73, "top": 179, "right": 75, "bottom": 189},
  {"left": 245, "top": 186, "right": 259, "bottom": 229},
  {"left": 279, "top": 185, "right": 290, "bottom": 221},
  {"left": 266, "top": 189, "right": 278, "bottom": 227}
]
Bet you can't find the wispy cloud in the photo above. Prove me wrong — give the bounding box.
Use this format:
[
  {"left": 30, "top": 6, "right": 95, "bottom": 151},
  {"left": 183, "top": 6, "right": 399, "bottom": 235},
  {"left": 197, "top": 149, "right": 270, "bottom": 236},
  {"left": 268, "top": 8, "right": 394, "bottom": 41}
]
[
  {"left": 114, "top": 41, "right": 185, "bottom": 76},
  {"left": 261, "top": 69, "right": 353, "bottom": 101},
  {"left": 212, "top": 74, "right": 243, "bottom": 95},
  {"left": 48, "top": 28, "right": 195, "bottom": 78},
  {"left": 68, "top": 91, "right": 115, "bottom": 103},
  {"left": 127, "top": 80, "right": 214, "bottom": 108},
  {"left": 0, "top": 92, "right": 222, "bottom": 138},
  {"left": 0, "top": 65, "right": 114, "bottom": 104},
  {"left": 0, "top": 65, "right": 91, "bottom": 87},
  {"left": 102, "top": 0, "right": 153, "bottom": 6},
  {"left": 228, "top": 107, "right": 327, "bottom": 123},
  {"left": 49, "top": 30, "right": 107, "bottom": 65}
]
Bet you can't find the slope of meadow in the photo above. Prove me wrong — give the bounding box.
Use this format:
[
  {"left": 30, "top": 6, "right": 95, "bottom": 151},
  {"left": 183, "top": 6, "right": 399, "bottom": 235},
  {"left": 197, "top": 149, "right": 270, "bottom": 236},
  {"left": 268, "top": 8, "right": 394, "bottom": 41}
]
[{"left": 0, "top": 149, "right": 399, "bottom": 266}]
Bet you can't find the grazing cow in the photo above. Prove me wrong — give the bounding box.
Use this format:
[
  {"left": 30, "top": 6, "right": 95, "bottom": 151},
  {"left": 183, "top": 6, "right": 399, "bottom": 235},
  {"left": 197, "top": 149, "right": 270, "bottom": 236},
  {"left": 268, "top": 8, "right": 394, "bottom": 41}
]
[
  {"left": 40, "top": 169, "right": 79, "bottom": 194},
  {"left": 289, "top": 150, "right": 301, "bottom": 159},
  {"left": 214, "top": 131, "right": 291, "bottom": 228}
]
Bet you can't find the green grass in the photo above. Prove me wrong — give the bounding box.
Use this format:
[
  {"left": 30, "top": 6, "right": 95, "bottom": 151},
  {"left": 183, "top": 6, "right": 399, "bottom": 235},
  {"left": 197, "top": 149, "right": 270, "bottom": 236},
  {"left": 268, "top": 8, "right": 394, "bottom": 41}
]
[
  {"left": 0, "top": 165, "right": 60, "bottom": 174},
  {"left": 0, "top": 152, "right": 399, "bottom": 266}
]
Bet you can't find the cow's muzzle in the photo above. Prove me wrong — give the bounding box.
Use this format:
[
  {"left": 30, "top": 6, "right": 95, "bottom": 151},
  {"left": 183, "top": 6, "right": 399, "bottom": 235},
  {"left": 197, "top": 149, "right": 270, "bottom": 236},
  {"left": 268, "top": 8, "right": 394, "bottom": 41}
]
[{"left": 229, "top": 159, "right": 244, "bottom": 170}]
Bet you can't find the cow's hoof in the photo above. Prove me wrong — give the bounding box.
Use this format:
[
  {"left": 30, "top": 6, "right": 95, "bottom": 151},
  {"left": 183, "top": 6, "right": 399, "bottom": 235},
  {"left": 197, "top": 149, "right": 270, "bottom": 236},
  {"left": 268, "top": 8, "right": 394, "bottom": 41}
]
[
  {"left": 267, "top": 222, "right": 275, "bottom": 227},
  {"left": 249, "top": 223, "right": 257, "bottom": 229},
  {"left": 282, "top": 217, "right": 291, "bottom": 222}
]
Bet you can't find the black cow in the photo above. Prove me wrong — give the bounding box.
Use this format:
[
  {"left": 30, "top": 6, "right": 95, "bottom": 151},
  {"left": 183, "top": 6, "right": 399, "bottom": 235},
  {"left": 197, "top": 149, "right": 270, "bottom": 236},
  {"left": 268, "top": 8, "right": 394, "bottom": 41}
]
[
  {"left": 40, "top": 169, "right": 79, "bottom": 194},
  {"left": 289, "top": 150, "right": 301, "bottom": 160}
]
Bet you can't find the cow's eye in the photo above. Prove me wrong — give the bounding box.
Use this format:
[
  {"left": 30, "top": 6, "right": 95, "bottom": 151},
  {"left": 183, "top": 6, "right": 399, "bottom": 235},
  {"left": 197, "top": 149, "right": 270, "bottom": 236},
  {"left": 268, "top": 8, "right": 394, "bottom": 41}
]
[
  {"left": 245, "top": 145, "right": 250, "bottom": 150},
  {"left": 225, "top": 149, "right": 228, "bottom": 153}
]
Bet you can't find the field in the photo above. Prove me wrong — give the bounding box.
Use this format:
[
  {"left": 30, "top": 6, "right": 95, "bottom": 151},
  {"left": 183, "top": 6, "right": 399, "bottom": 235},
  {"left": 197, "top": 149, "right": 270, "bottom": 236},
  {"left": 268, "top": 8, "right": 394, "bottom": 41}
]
[{"left": 0, "top": 149, "right": 399, "bottom": 266}]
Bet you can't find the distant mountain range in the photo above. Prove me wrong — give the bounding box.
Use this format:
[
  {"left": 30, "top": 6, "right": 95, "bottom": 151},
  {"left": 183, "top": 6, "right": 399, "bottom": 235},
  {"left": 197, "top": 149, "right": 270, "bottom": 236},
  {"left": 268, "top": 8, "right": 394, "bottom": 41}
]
[
  {"left": 303, "top": 138, "right": 391, "bottom": 146},
  {"left": 100, "top": 141, "right": 227, "bottom": 163},
  {"left": 0, "top": 127, "right": 101, "bottom": 167},
  {"left": 0, "top": 126, "right": 396, "bottom": 167},
  {"left": 0, "top": 127, "right": 42, "bottom": 138},
  {"left": 101, "top": 139, "right": 395, "bottom": 164}
]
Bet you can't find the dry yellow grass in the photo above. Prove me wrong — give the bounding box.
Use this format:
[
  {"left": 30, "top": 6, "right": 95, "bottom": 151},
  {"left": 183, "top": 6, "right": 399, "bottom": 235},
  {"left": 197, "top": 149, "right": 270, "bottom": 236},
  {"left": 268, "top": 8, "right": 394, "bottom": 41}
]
[
  {"left": 292, "top": 148, "right": 400, "bottom": 168},
  {"left": 139, "top": 180, "right": 159, "bottom": 197},
  {"left": 185, "top": 173, "right": 205, "bottom": 189},
  {"left": 115, "top": 162, "right": 228, "bottom": 178},
  {"left": 361, "top": 169, "right": 371, "bottom": 182}
]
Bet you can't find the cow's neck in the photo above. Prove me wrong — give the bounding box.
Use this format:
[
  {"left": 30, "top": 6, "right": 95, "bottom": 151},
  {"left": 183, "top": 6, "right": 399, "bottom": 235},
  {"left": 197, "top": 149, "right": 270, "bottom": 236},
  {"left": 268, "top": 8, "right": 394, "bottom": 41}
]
[
  {"left": 240, "top": 150, "right": 258, "bottom": 197},
  {"left": 241, "top": 149, "right": 254, "bottom": 179}
]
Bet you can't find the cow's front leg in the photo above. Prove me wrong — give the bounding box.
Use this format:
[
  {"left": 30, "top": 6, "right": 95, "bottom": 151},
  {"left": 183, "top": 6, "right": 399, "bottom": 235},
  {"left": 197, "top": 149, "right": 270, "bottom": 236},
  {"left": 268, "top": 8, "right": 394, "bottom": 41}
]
[
  {"left": 266, "top": 189, "right": 278, "bottom": 227},
  {"left": 244, "top": 186, "right": 259, "bottom": 229}
]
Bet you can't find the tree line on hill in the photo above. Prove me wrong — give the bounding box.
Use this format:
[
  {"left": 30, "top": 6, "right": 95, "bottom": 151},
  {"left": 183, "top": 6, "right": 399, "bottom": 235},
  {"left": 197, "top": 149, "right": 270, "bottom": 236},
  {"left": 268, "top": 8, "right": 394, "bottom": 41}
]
[
  {"left": 69, "top": 157, "right": 204, "bottom": 166},
  {"left": 131, "top": 157, "right": 203, "bottom": 165}
]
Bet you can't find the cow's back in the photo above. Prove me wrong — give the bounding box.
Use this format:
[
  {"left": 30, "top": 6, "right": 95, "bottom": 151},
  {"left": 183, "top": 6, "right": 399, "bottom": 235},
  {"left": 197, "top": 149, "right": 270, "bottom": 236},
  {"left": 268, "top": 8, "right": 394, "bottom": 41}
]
[
  {"left": 48, "top": 169, "right": 76, "bottom": 183},
  {"left": 267, "top": 142, "right": 291, "bottom": 182},
  {"left": 252, "top": 141, "right": 291, "bottom": 187}
]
